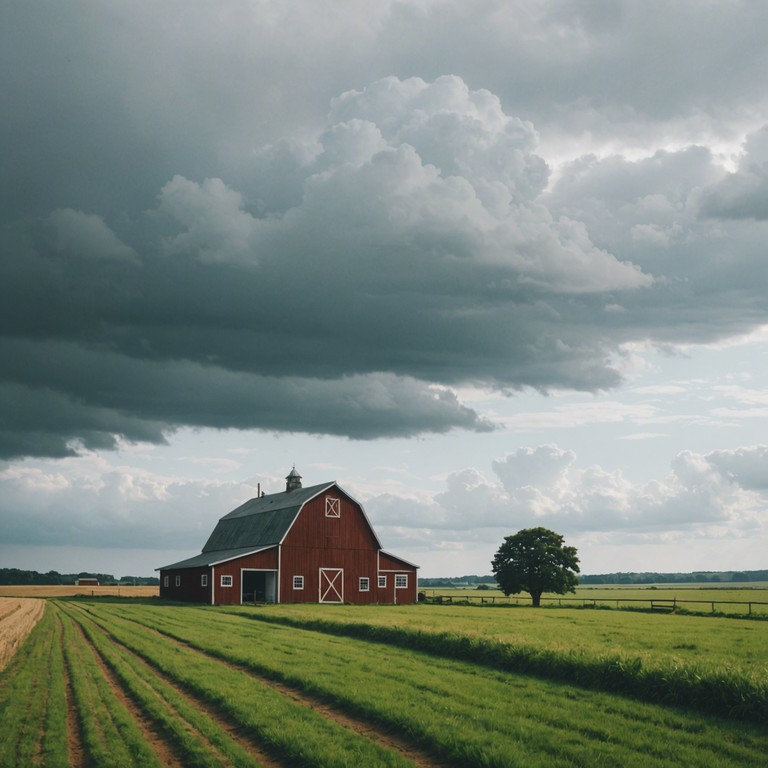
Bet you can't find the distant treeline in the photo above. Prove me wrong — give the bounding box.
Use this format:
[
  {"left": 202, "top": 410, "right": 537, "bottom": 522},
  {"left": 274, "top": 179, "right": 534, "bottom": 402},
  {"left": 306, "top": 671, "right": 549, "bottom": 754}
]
[
  {"left": 578, "top": 570, "right": 768, "bottom": 584},
  {"left": 419, "top": 575, "right": 497, "bottom": 587},
  {"left": 0, "top": 568, "right": 159, "bottom": 586},
  {"left": 420, "top": 569, "right": 768, "bottom": 588}
]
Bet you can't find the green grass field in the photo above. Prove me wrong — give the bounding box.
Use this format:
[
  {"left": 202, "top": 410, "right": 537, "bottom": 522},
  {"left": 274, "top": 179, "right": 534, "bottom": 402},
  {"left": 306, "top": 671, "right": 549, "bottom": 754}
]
[{"left": 1, "top": 598, "right": 766, "bottom": 767}]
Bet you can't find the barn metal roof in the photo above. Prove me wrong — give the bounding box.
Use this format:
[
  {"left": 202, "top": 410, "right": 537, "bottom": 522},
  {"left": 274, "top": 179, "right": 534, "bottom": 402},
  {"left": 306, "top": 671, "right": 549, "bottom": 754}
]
[
  {"left": 201, "top": 481, "right": 335, "bottom": 553},
  {"left": 158, "top": 546, "right": 273, "bottom": 571},
  {"left": 157, "top": 479, "right": 392, "bottom": 572}
]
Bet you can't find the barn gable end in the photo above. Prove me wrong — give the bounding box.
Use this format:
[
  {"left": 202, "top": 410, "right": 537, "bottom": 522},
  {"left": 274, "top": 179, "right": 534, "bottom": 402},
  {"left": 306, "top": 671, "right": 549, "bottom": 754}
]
[{"left": 158, "top": 469, "right": 418, "bottom": 605}]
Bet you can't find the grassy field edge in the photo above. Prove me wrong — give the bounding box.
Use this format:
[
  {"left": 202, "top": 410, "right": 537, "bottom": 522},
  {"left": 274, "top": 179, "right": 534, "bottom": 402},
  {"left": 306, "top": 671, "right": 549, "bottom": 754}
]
[{"left": 227, "top": 610, "right": 768, "bottom": 725}]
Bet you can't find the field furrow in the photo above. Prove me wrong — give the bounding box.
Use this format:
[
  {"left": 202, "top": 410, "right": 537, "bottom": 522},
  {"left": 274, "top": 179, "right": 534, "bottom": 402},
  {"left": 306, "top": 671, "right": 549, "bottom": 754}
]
[
  {"left": 62, "top": 603, "right": 284, "bottom": 768},
  {"left": 5, "top": 597, "right": 768, "bottom": 768},
  {"left": 86, "top": 601, "right": 768, "bottom": 768},
  {"left": 66, "top": 613, "right": 185, "bottom": 768},
  {"left": 62, "top": 602, "right": 418, "bottom": 767},
  {"left": 78, "top": 606, "right": 442, "bottom": 768},
  {"left": 59, "top": 614, "right": 85, "bottom": 768}
]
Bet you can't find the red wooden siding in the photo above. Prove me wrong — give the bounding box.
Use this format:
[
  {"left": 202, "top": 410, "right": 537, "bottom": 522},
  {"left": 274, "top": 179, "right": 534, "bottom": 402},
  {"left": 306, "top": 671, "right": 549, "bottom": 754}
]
[
  {"left": 161, "top": 481, "right": 419, "bottom": 605},
  {"left": 160, "top": 566, "right": 211, "bottom": 603},
  {"left": 212, "top": 548, "right": 279, "bottom": 606},
  {"left": 283, "top": 489, "right": 380, "bottom": 551}
]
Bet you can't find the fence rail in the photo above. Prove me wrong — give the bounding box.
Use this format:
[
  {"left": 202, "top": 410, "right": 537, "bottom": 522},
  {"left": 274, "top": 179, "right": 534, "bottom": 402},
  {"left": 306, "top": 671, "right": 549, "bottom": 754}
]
[{"left": 422, "top": 593, "right": 768, "bottom": 615}]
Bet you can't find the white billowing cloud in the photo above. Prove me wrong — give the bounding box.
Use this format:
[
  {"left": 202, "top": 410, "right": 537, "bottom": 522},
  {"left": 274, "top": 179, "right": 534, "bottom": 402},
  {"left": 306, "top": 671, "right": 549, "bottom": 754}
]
[
  {"left": 329, "top": 76, "right": 549, "bottom": 210},
  {"left": 0, "top": 459, "right": 257, "bottom": 550},
  {"left": 168, "top": 76, "right": 651, "bottom": 292},
  {"left": 492, "top": 445, "right": 574, "bottom": 494},
  {"left": 369, "top": 444, "right": 768, "bottom": 544}
]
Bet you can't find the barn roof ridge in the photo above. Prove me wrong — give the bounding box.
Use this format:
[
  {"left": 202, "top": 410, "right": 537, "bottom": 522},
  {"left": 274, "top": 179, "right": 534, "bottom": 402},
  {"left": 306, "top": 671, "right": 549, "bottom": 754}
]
[
  {"left": 159, "top": 477, "right": 388, "bottom": 571},
  {"left": 220, "top": 481, "right": 336, "bottom": 520}
]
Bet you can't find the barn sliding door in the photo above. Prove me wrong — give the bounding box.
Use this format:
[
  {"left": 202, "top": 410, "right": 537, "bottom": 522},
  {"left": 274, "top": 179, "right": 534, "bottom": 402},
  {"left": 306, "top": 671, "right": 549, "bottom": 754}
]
[{"left": 319, "top": 568, "right": 343, "bottom": 603}]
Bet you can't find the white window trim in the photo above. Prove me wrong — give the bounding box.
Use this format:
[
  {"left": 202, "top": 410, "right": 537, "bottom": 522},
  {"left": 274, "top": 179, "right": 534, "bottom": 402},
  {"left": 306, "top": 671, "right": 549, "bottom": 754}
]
[
  {"left": 378, "top": 575, "right": 386, "bottom": 588},
  {"left": 175, "top": 575, "right": 181, "bottom": 587},
  {"left": 395, "top": 574, "right": 408, "bottom": 589},
  {"left": 201, "top": 574, "right": 208, "bottom": 587},
  {"left": 221, "top": 575, "right": 233, "bottom": 587},
  {"left": 359, "top": 577, "right": 370, "bottom": 592},
  {"left": 293, "top": 575, "right": 304, "bottom": 590},
  {"left": 163, "top": 575, "right": 169, "bottom": 587},
  {"left": 325, "top": 497, "right": 340, "bottom": 518}
]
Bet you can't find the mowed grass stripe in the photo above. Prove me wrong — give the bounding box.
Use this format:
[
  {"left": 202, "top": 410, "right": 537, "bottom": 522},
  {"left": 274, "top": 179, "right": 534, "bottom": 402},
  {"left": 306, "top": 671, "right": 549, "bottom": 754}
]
[
  {"left": 59, "top": 609, "right": 164, "bottom": 768},
  {"left": 93, "top": 602, "right": 768, "bottom": 768},
  {"left": 64, "top": 602, "right": 417, "bottom": 768},
  {"left": 229, "top": 603, "right": 767, "bottom": 675},
  {"left": 0, "top": 605, "right": 68, "bottom": 768},
  {"left": 60, "top": 602, "right": 282, "bottom": 768},
  {"left": 224, "top": 605, "right": 768, "bottom": 723}
]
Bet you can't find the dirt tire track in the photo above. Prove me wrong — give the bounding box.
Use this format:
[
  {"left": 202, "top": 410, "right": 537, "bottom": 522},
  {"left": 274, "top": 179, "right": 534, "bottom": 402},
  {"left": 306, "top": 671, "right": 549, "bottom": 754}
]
[
  {"left": 54, "top": 612, "right": 85, "bottom": 768},
  {"left": 126, "top": 615, "right": 442, "bottom": 768},
  {"left": 68, "top": 618, "right": 185, "bottom": 768},
  {"left": 65, "top": 604, "right": 284, "bottom": 768}
]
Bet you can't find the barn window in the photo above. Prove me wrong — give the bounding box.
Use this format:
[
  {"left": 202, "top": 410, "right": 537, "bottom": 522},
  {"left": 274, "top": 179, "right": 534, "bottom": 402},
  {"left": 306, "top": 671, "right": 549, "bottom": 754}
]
[
  {"left": 325, "top": 497, "right": 340, "bottom": 518},
  {"left": 201, "top": 574, "right": 208, "bottom": 587},
  {"left": 221, "top": 575, "right": 233, "bottom": 587},
  {"left": 293, "top": 575, "right": 304, "bottom": 590},
  {"left": 175, "top": 575, "right": 181, "bottom": 587},
  {"left": 359, "top": 577, "right": 370, "bottom": 592},
  {"left": 395, "top": 574, "right": 408, "bottom": 589},
  {"left": 378, "top": 575, "right": 386, "bottom": 588},
  {"left": 163, "top": 575, "right": 168, "bottom": 587}
]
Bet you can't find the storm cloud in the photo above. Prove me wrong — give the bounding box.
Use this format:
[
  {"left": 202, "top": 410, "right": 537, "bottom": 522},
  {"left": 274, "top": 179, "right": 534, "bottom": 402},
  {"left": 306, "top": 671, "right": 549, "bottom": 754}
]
[
  {"left": 4, "top": 2, "right": 768, "bottom": 578},
  {"left": 3, "top": 2, "right": 768, "bottom": 464}
]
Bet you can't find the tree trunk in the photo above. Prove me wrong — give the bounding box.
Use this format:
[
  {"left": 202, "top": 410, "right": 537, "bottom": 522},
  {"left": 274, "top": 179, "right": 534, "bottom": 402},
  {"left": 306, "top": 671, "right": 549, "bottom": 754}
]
[{"left": 530, "top": 591, "right": 542, "bottom": 607}]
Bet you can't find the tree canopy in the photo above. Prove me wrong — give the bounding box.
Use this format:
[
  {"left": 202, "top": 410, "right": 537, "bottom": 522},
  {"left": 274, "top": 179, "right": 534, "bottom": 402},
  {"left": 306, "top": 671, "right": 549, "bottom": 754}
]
[{"left": 491, "top": 527, "right": 580, "bottom": 607}]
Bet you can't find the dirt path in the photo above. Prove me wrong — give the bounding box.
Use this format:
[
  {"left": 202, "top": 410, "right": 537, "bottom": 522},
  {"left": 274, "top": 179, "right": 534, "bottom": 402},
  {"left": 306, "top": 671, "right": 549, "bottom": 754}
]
[
  {"left": 56, "top": 614, "right": 86, "bottom": 768},
  {"left": 0, "top": 598, "right": 45, "bottom": 669}
]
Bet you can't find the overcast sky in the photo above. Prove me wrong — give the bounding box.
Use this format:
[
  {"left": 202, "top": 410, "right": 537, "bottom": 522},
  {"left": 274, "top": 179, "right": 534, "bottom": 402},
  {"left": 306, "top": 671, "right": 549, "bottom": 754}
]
[{"left": 3, "top": 1, "right": 768, "bottom": 579}]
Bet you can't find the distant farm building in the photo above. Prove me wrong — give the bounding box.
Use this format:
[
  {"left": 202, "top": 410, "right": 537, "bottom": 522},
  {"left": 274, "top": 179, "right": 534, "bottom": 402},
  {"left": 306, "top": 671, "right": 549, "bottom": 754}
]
[
  {"left": 75, "top": 578, "right": 99, "bottom": 586},
  {"left": 158, "top": 469, "right": 418, "bottom": 605}
]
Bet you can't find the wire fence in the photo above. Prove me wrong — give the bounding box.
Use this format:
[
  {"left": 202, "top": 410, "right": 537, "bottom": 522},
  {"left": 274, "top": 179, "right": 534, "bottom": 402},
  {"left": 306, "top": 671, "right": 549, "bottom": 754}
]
[{"left": 421, "top": 593, "right": 768, "bottom": 616}]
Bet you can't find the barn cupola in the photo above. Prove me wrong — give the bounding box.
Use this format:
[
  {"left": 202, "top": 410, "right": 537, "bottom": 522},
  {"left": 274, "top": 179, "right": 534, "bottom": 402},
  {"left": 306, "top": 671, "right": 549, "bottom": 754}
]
[{"left": 285, "top": 466, "right": 302, "bottom": 492}]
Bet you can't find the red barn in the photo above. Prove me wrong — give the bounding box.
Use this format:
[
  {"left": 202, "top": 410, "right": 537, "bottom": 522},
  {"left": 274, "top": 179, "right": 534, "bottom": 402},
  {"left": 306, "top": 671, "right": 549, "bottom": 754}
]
[{"left": 158, "top": 469, "right": 418, "bottom": 605}]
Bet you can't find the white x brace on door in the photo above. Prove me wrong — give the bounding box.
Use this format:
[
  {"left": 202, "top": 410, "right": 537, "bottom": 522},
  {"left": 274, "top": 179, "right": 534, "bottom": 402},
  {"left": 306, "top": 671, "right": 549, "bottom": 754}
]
[{"left": 319, "top": 567, "right": 343, "bottom": 603}]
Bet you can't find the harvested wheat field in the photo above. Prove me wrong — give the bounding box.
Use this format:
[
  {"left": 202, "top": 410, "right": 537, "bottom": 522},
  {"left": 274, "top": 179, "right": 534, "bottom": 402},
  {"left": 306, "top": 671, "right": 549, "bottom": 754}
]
[
  {"left": 0, "top": 598, "right": 45, "bottom": 670},
  {"left": 0, "top": 585, "right": 159, "bottom": 599}
]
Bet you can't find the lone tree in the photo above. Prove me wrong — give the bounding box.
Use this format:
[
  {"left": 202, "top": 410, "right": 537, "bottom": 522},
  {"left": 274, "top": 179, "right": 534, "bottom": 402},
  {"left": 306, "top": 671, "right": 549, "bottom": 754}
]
[{"left": 492, "top": 527, "right": 580, "bottom": 607}]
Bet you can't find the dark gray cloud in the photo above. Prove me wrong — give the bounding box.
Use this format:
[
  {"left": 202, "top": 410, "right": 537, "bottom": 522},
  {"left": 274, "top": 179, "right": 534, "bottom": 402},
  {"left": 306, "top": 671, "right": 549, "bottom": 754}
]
[{"left": 4, "top": 3, "right": 768, "bottom": 461}]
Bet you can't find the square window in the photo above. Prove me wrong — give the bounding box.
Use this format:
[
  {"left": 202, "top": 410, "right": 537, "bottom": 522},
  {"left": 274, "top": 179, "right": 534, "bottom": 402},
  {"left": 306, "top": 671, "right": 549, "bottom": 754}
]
[
  {"left": 325, "top": 497, "right": 340, "bottom": 518},
  {"left": 221, "top": 575, "right": 233, "bottom": 587},
  {"left": 163, "top": 575, "right": 169, "bottom": 588},
  {"left": 378, "top": 575, "right": 386, "bottom": 588},
  {"left": 201, "top": 574, "right": 208, "bottom": 587},
  {"left": 293, "top": 575, "right": 304, "bottom": 590},
  {"left": 395, "top": 574, "right": 408, "bottom": 589},
  {"left": 359, "top": 577, "right": 370, "bottom": 591},
  {"left": 175, "top": 575, "right": 181, "bottom": 587}
]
